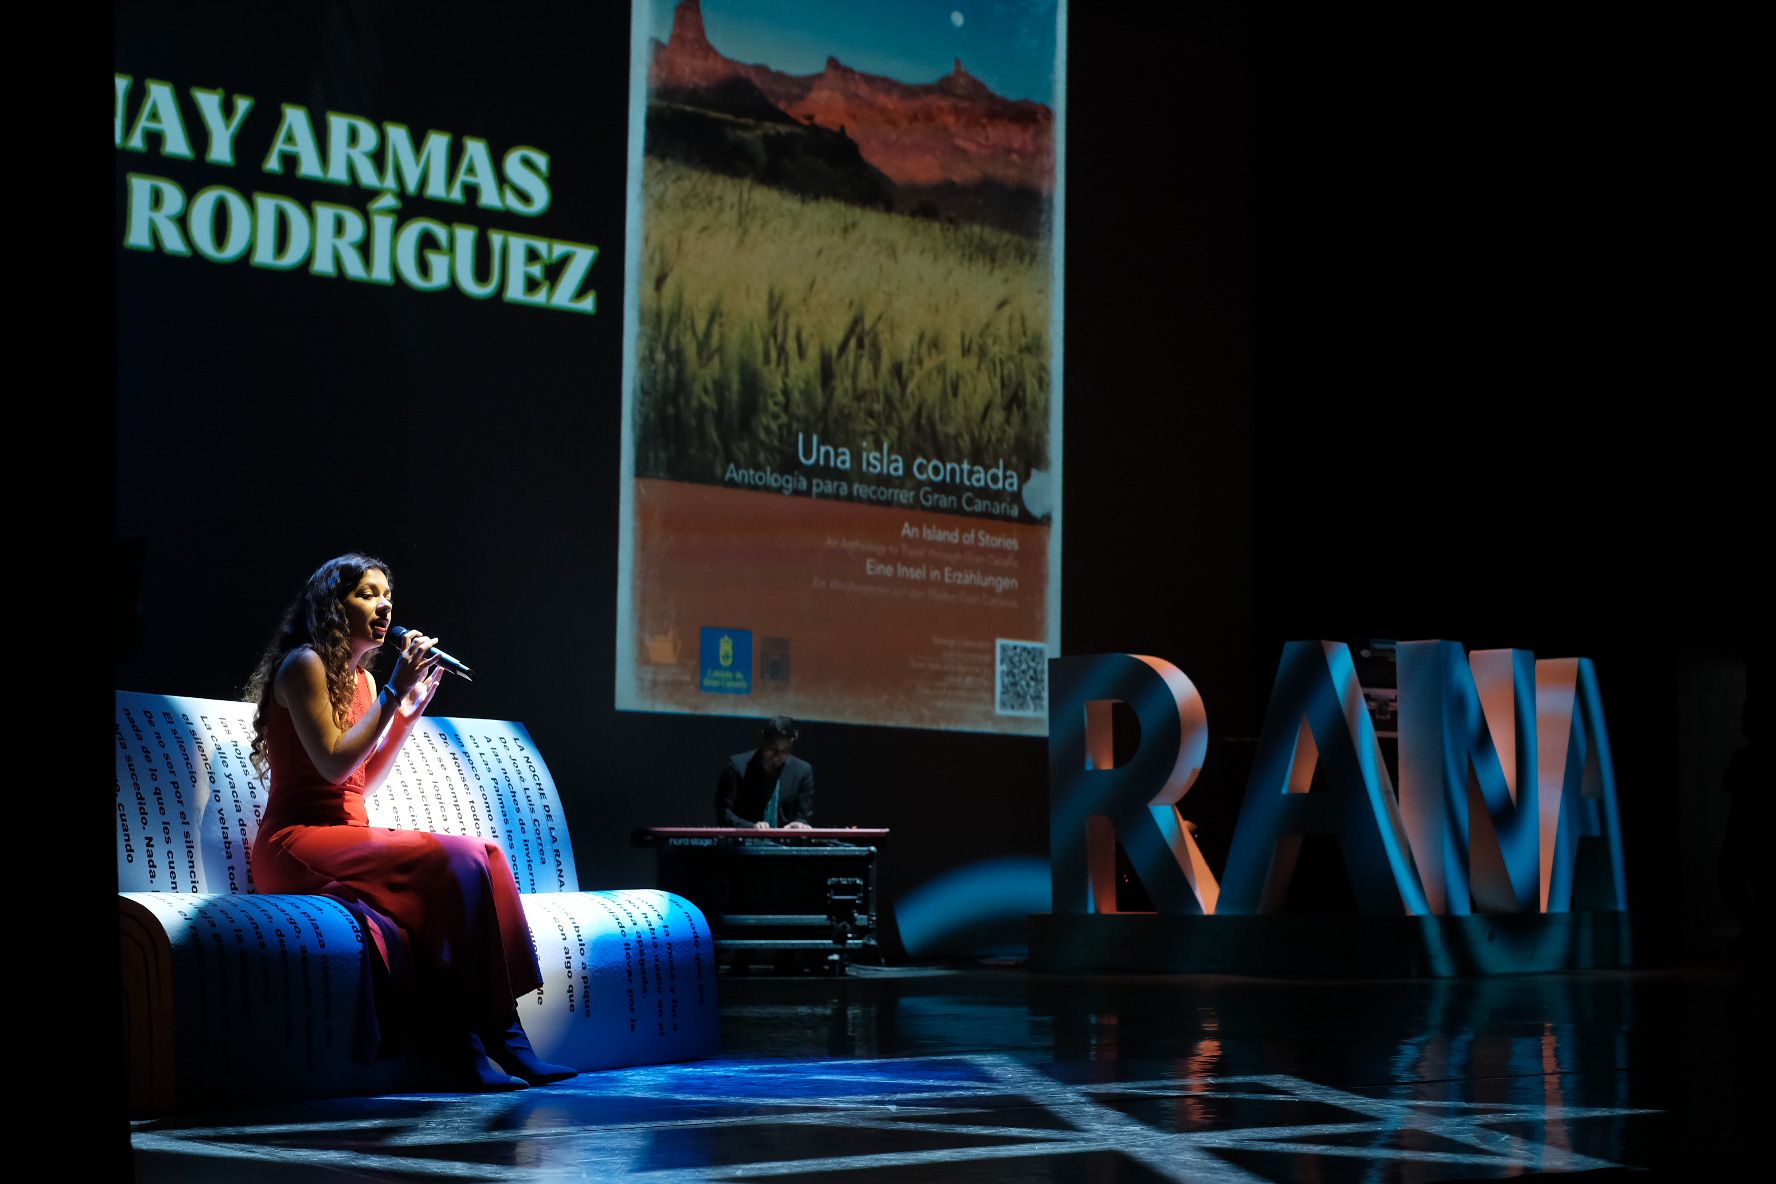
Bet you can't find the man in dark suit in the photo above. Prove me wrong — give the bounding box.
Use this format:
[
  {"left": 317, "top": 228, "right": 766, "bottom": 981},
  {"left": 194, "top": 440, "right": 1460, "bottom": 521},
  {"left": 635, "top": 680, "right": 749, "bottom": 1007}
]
[{"left": 716, "top": 715, "right": 814, "bottom": 830}]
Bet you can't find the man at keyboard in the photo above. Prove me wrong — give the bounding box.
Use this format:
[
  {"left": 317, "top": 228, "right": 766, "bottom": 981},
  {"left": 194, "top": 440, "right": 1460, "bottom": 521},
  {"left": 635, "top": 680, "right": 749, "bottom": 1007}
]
[{"left": 716, "top": 715, "right": 814, "bottom": 831}]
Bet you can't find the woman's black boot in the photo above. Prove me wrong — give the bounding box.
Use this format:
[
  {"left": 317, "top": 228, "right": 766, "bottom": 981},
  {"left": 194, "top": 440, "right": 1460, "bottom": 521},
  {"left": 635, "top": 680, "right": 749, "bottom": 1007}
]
[
  {"left": 479, "top": 1016, "right": 577, "bottom": 1085},
  {"left": 437, "top": 1028, "right": 529, "bottom": 1092}
]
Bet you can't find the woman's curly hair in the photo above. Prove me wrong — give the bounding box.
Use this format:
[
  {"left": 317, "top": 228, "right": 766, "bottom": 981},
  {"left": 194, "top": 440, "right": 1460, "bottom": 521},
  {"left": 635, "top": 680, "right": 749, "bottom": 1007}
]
[{"left": 244, "top": 553, "right": 390, "bottom": 780}]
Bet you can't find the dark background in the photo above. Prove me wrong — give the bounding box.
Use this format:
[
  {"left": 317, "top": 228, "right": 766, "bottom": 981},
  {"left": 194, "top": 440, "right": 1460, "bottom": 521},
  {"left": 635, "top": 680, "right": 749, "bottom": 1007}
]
[{"left": 114, "top": 2, "right": 1753, "bottom": 962}]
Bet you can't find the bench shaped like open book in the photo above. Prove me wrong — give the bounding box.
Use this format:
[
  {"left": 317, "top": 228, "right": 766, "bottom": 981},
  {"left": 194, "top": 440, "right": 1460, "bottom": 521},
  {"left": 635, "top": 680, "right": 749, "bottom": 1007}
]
[{"left": 116, "top": 691, "right": 717, "bottom": 1110}]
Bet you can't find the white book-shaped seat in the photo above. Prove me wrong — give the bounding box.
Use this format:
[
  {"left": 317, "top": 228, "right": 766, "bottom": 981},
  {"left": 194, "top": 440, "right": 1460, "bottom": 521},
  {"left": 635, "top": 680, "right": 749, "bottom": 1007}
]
[{"left": 116, "top": 691, "right": 717, "bottom": 1109}]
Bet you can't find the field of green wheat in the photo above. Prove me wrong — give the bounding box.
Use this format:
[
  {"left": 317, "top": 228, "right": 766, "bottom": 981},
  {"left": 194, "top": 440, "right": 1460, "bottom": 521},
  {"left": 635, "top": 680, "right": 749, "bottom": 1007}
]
[{"left": 633, "top": 158, "right": 1053, "bottom": 488}]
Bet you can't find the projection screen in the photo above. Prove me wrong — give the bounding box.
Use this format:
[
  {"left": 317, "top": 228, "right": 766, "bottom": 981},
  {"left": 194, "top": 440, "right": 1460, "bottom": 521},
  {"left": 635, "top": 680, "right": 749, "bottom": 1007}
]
[{"left": 616, "top": 0, "right": 1066, "bottom": 735}]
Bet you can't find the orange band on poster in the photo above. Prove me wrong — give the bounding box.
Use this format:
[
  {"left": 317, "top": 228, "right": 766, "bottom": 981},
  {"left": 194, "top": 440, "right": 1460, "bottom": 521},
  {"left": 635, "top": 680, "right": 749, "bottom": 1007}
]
[{"left": 629, "top": 478, "right": 1049, "bottom": 734}]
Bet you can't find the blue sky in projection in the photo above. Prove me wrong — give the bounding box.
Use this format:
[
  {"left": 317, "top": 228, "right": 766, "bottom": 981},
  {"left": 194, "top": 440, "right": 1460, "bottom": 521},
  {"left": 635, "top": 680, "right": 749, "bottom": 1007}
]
[{"left": 643, "top": 0, "right": 1062, "bottom": 105}]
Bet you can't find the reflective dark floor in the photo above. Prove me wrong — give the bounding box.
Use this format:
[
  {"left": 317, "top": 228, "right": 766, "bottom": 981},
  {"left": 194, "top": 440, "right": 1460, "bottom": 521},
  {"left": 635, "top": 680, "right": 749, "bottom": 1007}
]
[{"left": 131, "top": 964, "right": 1763, "bottom": 1181}]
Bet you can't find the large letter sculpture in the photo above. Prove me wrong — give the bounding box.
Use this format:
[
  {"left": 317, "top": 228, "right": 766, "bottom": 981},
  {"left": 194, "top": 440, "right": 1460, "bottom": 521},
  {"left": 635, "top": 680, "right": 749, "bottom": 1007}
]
[
  {"left": 1397, "top": 643, "right": 1541, "bottom": 914},
  {"left": 1047, "top": 644, "right": 1626, "bottom": 920},
  {"left": 1537, "top": 658, "right": 1627, "bottom": 912},
  {"left": 1048, "top": 654, "right": 1217, "bottom": 914},
  {"left": 1218, "top": 641, "right": 1430, "bottom": 915}
]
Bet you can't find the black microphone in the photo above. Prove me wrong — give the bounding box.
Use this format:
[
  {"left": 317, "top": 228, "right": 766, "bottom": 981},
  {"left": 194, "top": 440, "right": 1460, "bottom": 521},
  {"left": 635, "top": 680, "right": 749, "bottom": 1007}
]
[{"left": 387, "top": 625, "right": 474, "bottom": 681}]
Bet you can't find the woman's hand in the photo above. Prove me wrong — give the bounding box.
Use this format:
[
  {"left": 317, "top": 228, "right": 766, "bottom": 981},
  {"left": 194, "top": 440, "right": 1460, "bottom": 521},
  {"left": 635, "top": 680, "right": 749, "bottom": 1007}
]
[
  {"left": 362, "top": 635, "right": 447, "bottom": 796},
  {"left": 397, "top": 666, "right": 445, "bottom": 720},
  {"left": 388, "top": 629, "right": 443, "bottom": 699}
]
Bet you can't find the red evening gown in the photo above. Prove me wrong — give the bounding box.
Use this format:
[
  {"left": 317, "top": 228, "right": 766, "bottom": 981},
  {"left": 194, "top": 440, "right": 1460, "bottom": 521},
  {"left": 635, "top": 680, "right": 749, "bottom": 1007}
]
[{"left": 251, "top": 668, "right": 543, "bottom": 1035}]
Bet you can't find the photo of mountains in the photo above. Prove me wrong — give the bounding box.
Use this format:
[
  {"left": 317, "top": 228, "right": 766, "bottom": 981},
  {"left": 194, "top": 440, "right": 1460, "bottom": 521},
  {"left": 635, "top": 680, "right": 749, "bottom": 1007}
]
[
  {"left": 627, "top": 0, "right": 1063, "bottom": 502},
  {"left": 645, "top": 0, "right": 1056, "bottom": 237}
]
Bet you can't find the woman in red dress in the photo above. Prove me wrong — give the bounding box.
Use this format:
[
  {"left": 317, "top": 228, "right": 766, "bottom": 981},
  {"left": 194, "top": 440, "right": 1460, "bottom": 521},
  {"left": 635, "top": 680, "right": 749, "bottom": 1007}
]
[{"left": 245, "top": 553, "right": 574, "bottom": 1090}]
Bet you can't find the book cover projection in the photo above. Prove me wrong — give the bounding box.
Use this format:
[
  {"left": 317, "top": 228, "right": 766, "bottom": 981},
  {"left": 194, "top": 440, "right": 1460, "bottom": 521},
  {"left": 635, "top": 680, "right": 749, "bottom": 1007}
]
[{"left": 617, "top": 0, "right": 1066, "bottom": 734}]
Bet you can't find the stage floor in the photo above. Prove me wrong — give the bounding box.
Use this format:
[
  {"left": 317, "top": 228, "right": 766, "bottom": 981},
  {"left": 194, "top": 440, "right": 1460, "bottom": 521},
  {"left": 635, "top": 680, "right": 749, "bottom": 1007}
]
[{"left": 130, "top": 963, "right": 1760, "bottom": 1182}]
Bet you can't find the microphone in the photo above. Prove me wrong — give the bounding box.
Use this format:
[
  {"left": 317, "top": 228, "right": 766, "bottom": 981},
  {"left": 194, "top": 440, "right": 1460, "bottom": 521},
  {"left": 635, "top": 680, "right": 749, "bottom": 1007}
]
[{"left": 387, "top": 625, "right": 474, "bottom": 681}]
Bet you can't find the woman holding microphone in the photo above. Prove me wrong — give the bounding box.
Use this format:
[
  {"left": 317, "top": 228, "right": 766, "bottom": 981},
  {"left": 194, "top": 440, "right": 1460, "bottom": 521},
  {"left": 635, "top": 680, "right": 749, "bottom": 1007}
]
[{"left": 245, "top": 553, "right": 573, "bottom": 1091}]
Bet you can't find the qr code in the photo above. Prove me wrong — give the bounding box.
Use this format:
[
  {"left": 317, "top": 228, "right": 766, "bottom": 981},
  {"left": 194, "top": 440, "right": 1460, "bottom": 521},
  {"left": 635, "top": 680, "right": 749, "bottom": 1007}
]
[{"left": 995, "top": 639, "right": 1049, "bottom": 717}]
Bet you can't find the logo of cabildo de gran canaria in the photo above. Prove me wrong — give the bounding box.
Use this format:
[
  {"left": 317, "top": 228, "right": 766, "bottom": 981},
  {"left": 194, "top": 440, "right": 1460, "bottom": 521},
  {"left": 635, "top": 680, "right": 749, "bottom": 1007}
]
[{"left": 719, "top": 634, "right": 734, "bottom": 668}]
